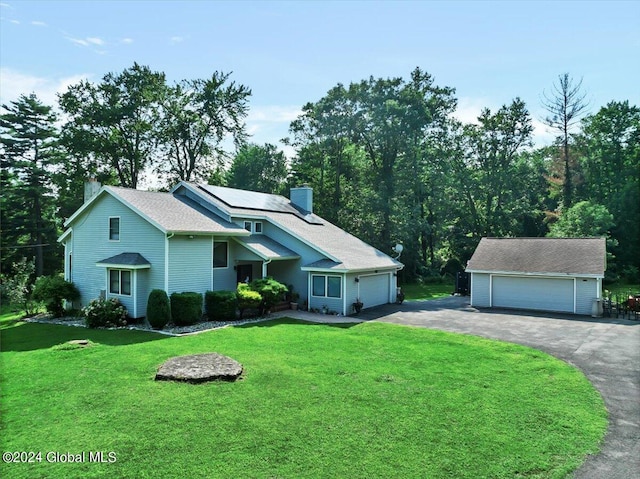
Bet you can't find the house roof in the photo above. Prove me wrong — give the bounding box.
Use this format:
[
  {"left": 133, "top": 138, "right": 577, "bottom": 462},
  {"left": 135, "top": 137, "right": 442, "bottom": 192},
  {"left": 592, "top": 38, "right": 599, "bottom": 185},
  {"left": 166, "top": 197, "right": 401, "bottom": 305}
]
[
  {"left": 466, "top": 237, "right": 606, "bottom": 277},
  {"left": 64, "top": 186, "right": 248, "bottom": 236},
  {"left": 96, "top": 252, "right": 151, "bottom": 269},
  {"left": 234, "top": 236, "right": 300, "bottom": 261}
]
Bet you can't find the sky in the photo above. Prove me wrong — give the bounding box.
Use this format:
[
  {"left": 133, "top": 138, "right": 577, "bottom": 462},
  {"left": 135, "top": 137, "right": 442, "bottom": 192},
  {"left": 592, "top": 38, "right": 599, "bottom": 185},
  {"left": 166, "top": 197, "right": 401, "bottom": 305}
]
[{"left": 1, "top": 0, "right": 639, "bottom": 159}]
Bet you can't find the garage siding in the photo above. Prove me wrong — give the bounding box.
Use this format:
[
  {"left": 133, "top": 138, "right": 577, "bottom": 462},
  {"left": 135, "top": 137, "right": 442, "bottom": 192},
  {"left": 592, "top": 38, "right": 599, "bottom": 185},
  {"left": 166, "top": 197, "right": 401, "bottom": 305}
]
[
  {"left": 470, "top": 273, "right": 491, "bottom": 307},
  {"left": 492, "top": 276, "right": 574, "bottom": 313},
  {"left": 576, "top": 278, "right": 599, "bottom": 315}
]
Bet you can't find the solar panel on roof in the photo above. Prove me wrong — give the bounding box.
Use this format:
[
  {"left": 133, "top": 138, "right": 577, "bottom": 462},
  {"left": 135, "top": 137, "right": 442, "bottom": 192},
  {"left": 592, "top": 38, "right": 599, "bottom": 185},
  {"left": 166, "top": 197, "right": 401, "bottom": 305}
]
[{"left": 197, "top": 184, "right": 324, "bottom": 225}]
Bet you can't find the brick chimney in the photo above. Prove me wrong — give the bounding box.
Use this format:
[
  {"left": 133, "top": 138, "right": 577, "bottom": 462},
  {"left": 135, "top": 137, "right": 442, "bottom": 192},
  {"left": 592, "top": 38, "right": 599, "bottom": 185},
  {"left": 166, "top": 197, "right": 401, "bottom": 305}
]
[{"left": 290, "top": 185, "right": 313, "bottom": 214}]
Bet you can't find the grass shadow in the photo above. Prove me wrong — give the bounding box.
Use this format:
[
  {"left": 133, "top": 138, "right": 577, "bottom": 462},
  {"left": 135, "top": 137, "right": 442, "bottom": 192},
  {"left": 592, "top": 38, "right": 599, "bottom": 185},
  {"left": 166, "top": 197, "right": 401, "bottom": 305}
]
[
  {"left": 0, "top": 321, "right": 168, "bottom": 353},
  {"left": 232, "top": 317, "right": 358, "bottom": 329}
]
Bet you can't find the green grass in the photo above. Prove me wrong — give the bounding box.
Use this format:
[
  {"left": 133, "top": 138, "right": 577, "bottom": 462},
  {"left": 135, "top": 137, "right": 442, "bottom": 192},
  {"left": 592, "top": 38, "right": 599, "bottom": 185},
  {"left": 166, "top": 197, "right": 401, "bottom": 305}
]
[
  {"left": 1, "top": 318, "right": 606, "bottom": 478},
  {"left": 401, "top": 280, "right": 455, "bottom": 300}
]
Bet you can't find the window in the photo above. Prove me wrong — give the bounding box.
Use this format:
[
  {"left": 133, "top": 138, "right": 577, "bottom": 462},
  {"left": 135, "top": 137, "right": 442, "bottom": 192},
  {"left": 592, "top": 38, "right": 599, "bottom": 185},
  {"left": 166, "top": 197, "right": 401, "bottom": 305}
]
[
  {"left": 244, "top": 221, "right": 252, "bottom": 232},
  {"left": 213, "top": 241, "right": 228, "bottom": 268},
  {"left": 254, "top": 222, "right": 263, "bottom": 233},
  {"left": 109, "top": 269, "right": 131, "bottom": 295},
  {"left": 109, "top": 217, "right": 120, "bottom": 241},
  {"left": 312, "top": 275, "right": 342, "bottom": 298}
]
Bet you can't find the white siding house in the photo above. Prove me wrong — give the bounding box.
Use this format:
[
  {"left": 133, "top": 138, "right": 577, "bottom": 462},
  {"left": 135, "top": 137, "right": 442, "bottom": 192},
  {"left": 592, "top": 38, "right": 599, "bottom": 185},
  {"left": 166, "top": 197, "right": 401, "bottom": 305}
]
[
  {"left": 59, "top": 181, "right": 403, "bottom": 318},
  {"left": 466, "top": 237, "right": 606, "bottom": 315}
]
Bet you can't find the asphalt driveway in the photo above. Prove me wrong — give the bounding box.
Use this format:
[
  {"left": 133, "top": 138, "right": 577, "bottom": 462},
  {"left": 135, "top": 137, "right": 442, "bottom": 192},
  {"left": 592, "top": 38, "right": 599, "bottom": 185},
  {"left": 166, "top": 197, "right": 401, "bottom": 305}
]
[{"left": 353, "top": 296, "right": 640, "bottom": 479}]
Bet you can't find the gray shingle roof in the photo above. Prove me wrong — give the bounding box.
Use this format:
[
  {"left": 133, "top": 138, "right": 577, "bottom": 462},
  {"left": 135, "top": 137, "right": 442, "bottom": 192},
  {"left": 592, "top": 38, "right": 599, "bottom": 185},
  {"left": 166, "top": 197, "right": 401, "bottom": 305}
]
[
  {"left": 96, "top": 252, "right": 150, "bottom": 267},
  {"left": 466, "top": 237, "right": 606, "bottom": 276},
  {"left": 234, "top": 236, "right": 300, "bottom": 260},
  {"left": 106, "top": 187, "right": 247, "bottom": 235},
  {"left": 183, "top": 182, "right": 402, "bottom": 271}
]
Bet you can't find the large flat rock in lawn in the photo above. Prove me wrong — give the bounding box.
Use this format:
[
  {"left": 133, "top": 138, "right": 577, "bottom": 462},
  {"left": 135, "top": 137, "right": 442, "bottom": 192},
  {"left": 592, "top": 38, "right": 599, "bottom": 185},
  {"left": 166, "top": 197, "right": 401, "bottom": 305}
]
[{"left": 155, "top": 353, "right": 243, "bottom": 383}]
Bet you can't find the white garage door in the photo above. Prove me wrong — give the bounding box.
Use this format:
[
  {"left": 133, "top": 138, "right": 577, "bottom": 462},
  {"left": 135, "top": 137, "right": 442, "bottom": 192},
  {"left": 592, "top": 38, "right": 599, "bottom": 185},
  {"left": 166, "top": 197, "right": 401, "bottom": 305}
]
[
  {"left": 359, "top": 274, "right": 391, "bottom": 309},
  {"left": 492, "top": 276, "right": 574, "bottom": 313}
]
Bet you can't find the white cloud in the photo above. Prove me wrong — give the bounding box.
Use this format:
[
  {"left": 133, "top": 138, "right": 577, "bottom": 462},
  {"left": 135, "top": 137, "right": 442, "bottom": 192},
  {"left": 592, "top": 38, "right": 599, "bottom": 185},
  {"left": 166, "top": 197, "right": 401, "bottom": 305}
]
[
  {"left": 247, "top": 105, "right": 302, "bottom": 124},
  {"left": 120, "top": 37, "right": 133, "bottom": 44},
  {"left": 169, "top": 36, "right": 184, "bottom": 44},
  {"left": 452, "top": 96, "right": 490, "bottom": 125},
  {"left": 0, "top": 68, "right": 91, "bottom": 108},
  {"left": 10, "top": 18, "right": 18, "bottom": 24},
  {"left": 65, "top": 35, "right": 106, "bottom": 48},
  {"left": 31, "top": 20, "right": 46, "bottom": 26},
  {"left": 86, "top": 37, "right": 104, "bottom": 46}
]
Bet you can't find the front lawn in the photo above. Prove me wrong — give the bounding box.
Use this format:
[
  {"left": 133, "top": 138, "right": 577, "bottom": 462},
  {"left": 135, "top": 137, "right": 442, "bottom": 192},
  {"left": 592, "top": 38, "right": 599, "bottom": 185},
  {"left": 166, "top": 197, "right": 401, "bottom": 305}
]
[
  {"left": 401, "top": 280, "right": 455, "bottom": 300},
  {"left": 1, "top": 319, "right": 606, "bottom": 478}
]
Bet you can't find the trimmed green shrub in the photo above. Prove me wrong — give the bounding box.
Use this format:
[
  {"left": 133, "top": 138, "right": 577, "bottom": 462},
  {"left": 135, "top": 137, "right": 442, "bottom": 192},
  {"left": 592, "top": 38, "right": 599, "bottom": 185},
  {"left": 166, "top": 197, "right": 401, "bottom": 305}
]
[
  {"left": 83, "top": 298, "right": 128, "bottom": 328},
  {"left": 249, "top": 277, "right": 288, "bottom": 314},
  {"left": 237, "top": 283, "right": 262, "bottom": 319},
  {"left": 33, "top": 274, "right": 80, "bottom": 318},
  {"left": 147, "top": 289, "right": 171, "bottom": 329},
  {"left": 170, "top": 292, "right": 203, "bottom": 326},
  {"left": 205, "top": 290, "right": 237, "bottom": 321}
]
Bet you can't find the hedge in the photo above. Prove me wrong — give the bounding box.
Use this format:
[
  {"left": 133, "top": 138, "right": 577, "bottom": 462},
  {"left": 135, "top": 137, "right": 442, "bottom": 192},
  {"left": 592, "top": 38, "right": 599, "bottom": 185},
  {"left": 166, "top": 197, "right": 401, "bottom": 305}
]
[
  {"left": 147, "top": 289, "right": 171, "bottom": 329},
  {"left": 170, "top": 292, "right": 203, "bottom": 326},
  {"left": 205, "top": 290, "right": 237, "bottom": 321}
]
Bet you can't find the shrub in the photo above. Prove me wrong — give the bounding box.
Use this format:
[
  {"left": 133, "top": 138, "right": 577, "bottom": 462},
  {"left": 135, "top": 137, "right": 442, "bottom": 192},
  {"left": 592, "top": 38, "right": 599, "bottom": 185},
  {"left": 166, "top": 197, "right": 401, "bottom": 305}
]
[
  {"left": 33, "top": 274, "right": 80, "bottom": 318},
  {"left": 237, "top": 283, "right": 262, "bottom": 319},
  {"left": 147, "top": 289, "right": 171, "bottom": 329},
  {"left": 83, "top": 298, "right": 128, "bottom": 328},
  {"left": 249, "top": 277, "right": 288, "bottom": 314},
  {"left": 0, "top": 258, "right": 39, "bottom": 316},
  {"left": 170, "top": 292, "right": 203, "bottom": 326},
  {"left": 205, "top": 290, "right": 237, "bottom": 321}
]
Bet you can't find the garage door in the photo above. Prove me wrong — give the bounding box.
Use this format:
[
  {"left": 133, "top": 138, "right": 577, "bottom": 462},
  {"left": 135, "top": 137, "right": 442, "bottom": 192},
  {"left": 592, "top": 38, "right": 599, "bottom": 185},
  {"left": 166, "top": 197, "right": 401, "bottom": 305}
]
[
  {"left": 492, "top": 276, "right": 574, "bottom": 313},
  {"left": 359, "top": 274, "right": 391, "bottom": 309}
]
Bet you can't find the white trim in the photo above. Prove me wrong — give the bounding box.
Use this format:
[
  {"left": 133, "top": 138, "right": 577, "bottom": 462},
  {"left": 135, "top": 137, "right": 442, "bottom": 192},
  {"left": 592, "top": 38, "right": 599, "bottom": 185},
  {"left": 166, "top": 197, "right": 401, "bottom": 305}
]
[
  {"left": 311, "top": 274, "right": 342, "bottom": 299},
  {"left": 96, "top": 263, "right": 150, "bottom": 270},
  {"left": 107, "top": 269, "right": 132, "bottom": 297},
  {"left": 466, "top": 268, "right": 603, "bottom": 279}
]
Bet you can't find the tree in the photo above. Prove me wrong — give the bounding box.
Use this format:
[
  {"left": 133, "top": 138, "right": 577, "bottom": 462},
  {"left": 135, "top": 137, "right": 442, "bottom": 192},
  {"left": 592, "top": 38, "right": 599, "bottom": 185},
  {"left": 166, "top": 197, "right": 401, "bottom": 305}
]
[
  {"left": 0, "top": 93, "right": 62, "bottom": 276},
  {"left": 158, "top": 72, "right": 251, "bottom": 184},
  {"left": 576, "top": 101, "right": 640, "bottom": 272},
  {"left": 454, "top": 98, "right": 535, "bottom": 238},
  {"left": 59, "top": 63, "right": 166, "bottom": 188},
  {"left": 542, "top": 73, "right": 589, "bottom": 208},
  {"left": 288, "top": 68, "right": 456, "bottom": 277},
  {"left": 547, "top": 201, "right": 614, "bottom": 238},
  {"left": 226, "top": 143, "right": 288, "bottom": 194}
]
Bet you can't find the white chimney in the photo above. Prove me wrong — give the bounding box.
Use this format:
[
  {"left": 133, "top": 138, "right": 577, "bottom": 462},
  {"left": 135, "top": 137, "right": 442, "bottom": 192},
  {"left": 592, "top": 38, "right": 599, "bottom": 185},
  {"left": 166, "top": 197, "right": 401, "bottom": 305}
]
[
  {"left": 290, "top": 185, "right": 313, "bottom": 214},
  {"left": 84, "top": 178, "right": 101, "bottom": 203}
]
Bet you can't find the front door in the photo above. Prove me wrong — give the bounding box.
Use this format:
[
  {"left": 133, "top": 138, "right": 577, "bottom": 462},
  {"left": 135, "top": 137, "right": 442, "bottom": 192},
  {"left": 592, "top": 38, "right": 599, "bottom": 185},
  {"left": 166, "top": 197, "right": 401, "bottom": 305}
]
[{"left": 236, "top": 264, "right": 253, "bottom": 284}]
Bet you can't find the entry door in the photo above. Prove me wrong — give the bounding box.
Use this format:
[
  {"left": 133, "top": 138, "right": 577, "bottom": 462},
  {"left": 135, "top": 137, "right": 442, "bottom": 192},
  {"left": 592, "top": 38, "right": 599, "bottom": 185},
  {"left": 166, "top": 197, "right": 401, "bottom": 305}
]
[{"left": 236, "top": 264, "right": 253, "bottom": 284}]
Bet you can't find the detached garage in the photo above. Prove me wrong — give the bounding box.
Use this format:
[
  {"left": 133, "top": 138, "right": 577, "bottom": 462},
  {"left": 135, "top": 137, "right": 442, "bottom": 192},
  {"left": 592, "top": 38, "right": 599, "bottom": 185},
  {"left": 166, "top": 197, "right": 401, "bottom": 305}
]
[{"left": 466, "top": 237, "right": 606, "bottom": 315}]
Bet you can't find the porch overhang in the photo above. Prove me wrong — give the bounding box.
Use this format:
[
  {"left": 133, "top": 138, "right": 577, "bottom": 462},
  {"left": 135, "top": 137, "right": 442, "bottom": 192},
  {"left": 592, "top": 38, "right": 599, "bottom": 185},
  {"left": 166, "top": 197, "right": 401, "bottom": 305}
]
[
  {"left": 233, "top": 236, "right": 300, "bottom": 261},
  {"left": 96, "top": 252, "right": 151, "bottom": 270}
]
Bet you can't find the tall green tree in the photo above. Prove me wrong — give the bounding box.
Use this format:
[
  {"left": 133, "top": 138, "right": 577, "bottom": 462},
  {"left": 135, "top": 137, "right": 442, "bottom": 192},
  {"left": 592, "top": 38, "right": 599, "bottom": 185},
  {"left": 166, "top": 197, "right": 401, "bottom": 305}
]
[
  {"left": 159, "top": 72, "right": 251, "bottom": 184},
  {"left": 576, "top": 101, "right": 640, "bottom": 272},
  {"left": 542, "top": 73, "right": 589, "bottom": 208},
  {"left": 226, "top": 143, "right": 288, "bottom": 194},
  {"left": 0, "top": 94, "right": 62, "bottom": 276},
  {"left": 59, "top": 63, "right": 166, "bottom": 188},
  {"left": 453, "top": 98, "right": 535, "bottom": 238},
  {"left": 289, "top": 68, "right": 456, "bottom": 277}
]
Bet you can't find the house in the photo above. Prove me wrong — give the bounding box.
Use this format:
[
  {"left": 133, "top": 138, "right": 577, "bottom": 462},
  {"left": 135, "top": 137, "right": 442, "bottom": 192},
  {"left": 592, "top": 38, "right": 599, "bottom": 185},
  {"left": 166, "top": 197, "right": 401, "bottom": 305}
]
[
  {"left": 466, "top": 237, "right": 606, "bottom": 315},
  {"left": 58, "top": 181, "right": 403, "bottom": 318}
]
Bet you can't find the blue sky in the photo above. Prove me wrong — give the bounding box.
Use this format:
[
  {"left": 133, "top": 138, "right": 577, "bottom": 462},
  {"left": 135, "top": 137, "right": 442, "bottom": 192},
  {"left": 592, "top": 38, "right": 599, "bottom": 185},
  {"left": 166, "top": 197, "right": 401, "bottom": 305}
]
[{"left": 2, "top": 0, "right": 639, "bottom": 157}]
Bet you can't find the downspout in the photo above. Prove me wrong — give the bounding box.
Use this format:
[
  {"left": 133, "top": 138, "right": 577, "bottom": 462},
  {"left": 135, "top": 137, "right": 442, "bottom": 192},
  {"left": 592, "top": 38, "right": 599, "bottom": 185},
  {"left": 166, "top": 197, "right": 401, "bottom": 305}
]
[
  {"left": 262, "top": 258, "right": 272, "bottom": 278},
  {"left": 165, "top": 232, "right": 174, "bottom": 292}
]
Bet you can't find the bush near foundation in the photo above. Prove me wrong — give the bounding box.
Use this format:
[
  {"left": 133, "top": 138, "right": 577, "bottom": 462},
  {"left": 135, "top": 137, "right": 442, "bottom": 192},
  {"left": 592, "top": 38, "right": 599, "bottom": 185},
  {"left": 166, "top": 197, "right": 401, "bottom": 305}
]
[
  {"left": 147, "top": 289, "right": 171, "bottom": 329},
  {"left": 205, "top": 290, "right": 237, "bottom": 321},
  {"left": 170, "top": 292, "right": 203, "bottom": 326}
]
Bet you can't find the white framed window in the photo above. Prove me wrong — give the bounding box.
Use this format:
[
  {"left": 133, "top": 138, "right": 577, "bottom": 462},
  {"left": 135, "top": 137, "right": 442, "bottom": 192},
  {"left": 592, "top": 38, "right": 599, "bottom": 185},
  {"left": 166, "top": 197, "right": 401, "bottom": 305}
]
[
  {"left": 254, "top": 221, "right": 263, "bottom": 233},
  {"left": 109, "top": 217, "right": 120, "bottom": 241},
  {"left": 213, "top": 240, "right": 228, "bottom": 268},
  {"left": 311, "top": 275, "right": 342, "bottom": 298},
  {"left": 109, "top": 269, "right": 131, "bottom": 296}
]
